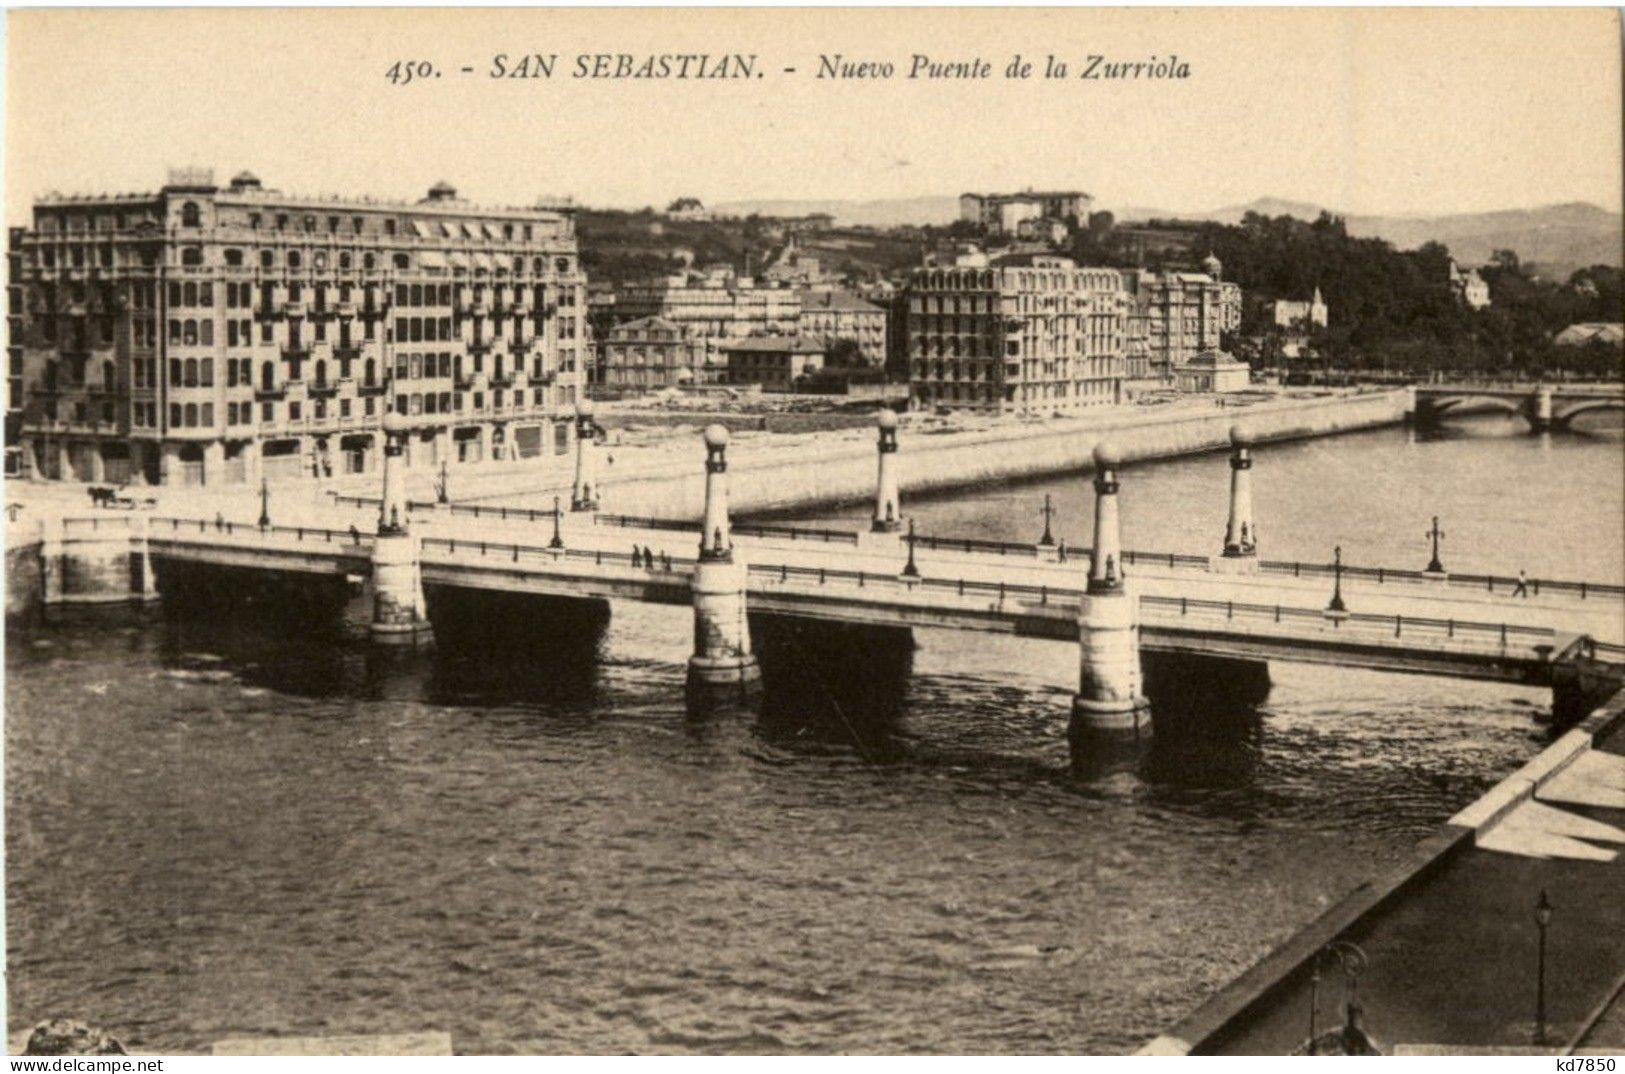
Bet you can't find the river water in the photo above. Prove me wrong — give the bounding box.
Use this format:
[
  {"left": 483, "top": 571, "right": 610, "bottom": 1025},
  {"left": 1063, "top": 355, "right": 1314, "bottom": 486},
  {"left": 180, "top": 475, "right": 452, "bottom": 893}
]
[{"left": 6, "top": 414, "right": 1623, "bottom": 1054}]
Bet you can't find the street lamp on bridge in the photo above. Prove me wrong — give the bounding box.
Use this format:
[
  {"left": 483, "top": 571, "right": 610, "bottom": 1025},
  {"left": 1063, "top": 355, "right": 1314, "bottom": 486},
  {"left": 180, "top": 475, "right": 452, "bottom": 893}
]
[
  {"left": 1038, "top": 493, "right": 1056, "bottom": 547},
  {"left": 549, "top": 495, "right": 564, "bottom": 550},
  {"left": 1327, "top": 545, "right": 1348, "bottom": 614},
  {"left": 258, "top": 477, "right": 270, "bottom": 530},
  {"left": 1426, "top": 516, "right": 1446, "bottom": 574},
  {"left": 901, "top": 517, "right": 920, "bottom": 578}
]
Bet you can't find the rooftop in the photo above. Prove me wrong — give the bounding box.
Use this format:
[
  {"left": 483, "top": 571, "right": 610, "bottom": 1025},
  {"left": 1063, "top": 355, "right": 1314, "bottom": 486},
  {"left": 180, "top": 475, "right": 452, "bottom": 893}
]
[{"left": 720, "top": 336, "right": 826, "bottom": 354}]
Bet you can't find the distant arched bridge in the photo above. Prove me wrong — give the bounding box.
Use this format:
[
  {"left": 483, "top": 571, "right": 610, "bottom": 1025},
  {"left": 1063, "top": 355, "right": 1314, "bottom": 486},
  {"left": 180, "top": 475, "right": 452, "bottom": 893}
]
[{"left": 1414, "top": 384, "right": 1624, "bottom": 432}]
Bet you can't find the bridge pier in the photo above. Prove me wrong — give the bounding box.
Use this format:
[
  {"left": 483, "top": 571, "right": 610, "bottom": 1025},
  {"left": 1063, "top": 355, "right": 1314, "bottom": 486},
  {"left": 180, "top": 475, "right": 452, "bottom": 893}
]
[
  {"left": 1072, "top": 441, "right": 1150, "bottom": 735},
  {"left": 1215, "top": 424, "right": 1258, "bottom": 574},
  {"left": 1528, "top": 386, "right": 1554, "bottom": 434},
  {"left": 687, "top": 424, "right": 761, "bottom": 706},
  {"left": 570, "top": 400, "right": 599, "bottom": 512},
  {"left": 369, "top": 413, "right": 432, "bottom": 646}
]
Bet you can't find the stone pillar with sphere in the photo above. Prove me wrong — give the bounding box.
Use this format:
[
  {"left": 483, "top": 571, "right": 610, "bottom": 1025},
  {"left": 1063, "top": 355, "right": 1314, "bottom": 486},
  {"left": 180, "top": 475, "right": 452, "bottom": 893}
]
[
  {"left": 1216, "top": 424, "right": 1259, "bottom": 574},
  {"left": 571, "top": 400, "right": 599, "bottom": 511},
  {"left": 370, "top": 411, "right": 432, "bottom": 645},
  {"left": 1072, "top": 441, "right": 1150, "bottom": 733},
  {"left": 687, "top": 424, "right": 760, "bottom": 697}
]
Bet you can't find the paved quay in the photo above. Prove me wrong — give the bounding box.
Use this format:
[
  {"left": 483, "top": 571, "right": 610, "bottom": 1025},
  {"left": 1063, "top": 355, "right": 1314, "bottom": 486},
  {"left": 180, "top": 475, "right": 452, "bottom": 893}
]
[{"left": 1143, "top": 693, "right": 1625, "bottom": 1055}]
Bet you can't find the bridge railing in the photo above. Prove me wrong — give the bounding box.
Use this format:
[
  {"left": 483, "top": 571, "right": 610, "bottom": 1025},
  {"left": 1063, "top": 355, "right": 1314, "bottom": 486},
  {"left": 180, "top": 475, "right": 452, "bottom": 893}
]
[
  {"left": 1138, "top": 593, "right": 1556, "bottom": 649},
  {"left": 1257, "top": 558, "right": 1625, "bottom": 600},
  {"left": 419, "top": 534, "right": 694, "bottom": 575},
  {"left": 149, "top": 516, "right": 373, "bottom": 550},
  {"left": 745, "top": 560, "right": 1558, "bottom": 654},
  {"left": 60, "top": 516, "right": 139, "bottom": 536},
  {"left": 593, "top": 513, "right": 701, "bottom": 534}
]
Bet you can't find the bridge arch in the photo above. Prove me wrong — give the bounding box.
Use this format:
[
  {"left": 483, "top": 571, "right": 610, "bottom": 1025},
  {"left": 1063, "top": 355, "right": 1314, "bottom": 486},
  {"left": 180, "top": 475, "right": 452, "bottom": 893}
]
[{"left": 1555, "top": 399, "right": 1624, "bottom": 428}]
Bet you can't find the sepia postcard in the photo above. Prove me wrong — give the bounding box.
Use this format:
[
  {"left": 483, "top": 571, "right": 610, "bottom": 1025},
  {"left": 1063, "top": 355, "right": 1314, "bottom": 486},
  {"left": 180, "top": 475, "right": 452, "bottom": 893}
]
[{"left": 3, "top": 5, "right": 1623, "bottom": 1061}]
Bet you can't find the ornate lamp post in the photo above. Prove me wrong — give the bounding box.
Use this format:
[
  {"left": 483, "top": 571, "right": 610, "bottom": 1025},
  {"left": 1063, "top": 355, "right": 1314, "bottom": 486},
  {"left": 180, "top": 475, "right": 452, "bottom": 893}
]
[
  {"left": 1535, "top": 889, "right": 1553, "bottom": 1045},
  {"left": 1327, "top": 544, "right": 1347, "bottom": 613},
  {"left": 549, "top": 494, "right": 564, "bottom": 549},
  {"left": 901, "top": 517, "right": 920, "bottom": 578},
  {"left": 258, "top": 477, "right": 270, "bottom": 529},
  {"left": 1038, "top": 493, "right": 1056, "bottom": 547},
  {"left": 1305, "top": 941, "right": 1370, "bottom": 1055},
  {"left": 436, "top": 459, "right": 450, "bottom": 505},
  {"left": 1426, "top": 516, "right": 1446, "bottom": 574}
]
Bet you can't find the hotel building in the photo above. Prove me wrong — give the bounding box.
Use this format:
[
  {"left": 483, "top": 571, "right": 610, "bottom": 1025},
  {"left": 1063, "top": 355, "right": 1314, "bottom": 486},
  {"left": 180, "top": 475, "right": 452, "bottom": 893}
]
[
  {"left": 903, "top": 255, "right": 1127, "bottom": 415},
  {"left": 7, "top": 168, "right": 587, "bottom": 486}
]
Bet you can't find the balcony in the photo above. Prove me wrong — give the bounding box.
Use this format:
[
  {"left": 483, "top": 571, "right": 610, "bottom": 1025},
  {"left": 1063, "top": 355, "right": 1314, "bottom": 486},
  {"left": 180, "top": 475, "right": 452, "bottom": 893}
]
[
  {"left": 309, "top": 382, "right": 339, "bottom": 399},
  {"left": 254, "top": 386, "right": 286, "bottom": 401},
  {"left": 356, "top": 382, "right": 388, "bottom": 397},
  {"left": 282, "top": 346, "right": 311, "bottom": 362}
]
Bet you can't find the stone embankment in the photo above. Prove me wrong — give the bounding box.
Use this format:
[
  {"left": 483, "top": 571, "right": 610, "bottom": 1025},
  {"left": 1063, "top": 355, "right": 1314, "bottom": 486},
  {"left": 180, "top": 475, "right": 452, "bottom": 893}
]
[{"left": 582, "top": 389, "right": 1410, "bottom": 519}]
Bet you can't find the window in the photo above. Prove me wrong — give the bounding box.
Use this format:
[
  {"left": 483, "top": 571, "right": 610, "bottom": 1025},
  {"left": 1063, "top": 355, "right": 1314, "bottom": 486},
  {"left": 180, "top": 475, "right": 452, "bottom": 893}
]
[
  {"left": 262, "top": 402, "right": 274, "bottom": 422},
  {"left": 181, "top": 247, "right": 203, "bottom": 266},
  {"left": 289, "top": 401, "right": 302, "bottom": 421},
  {"left": 288, "top": 250, "right": 301, "bottom": 269},
  {"left": 181, "top": 202, "right": 201, "bottom": 228},
  {"left": 261, "top": 361, "right": 275, "bottom": 390},
  {"left": 200, "top": 359, "right": 213, "bottom": 387},
  {"left": 184, "top": 403, "right": 197, "bottom": 427},
  {"left": 261, "top": 250, "right": 274, "bottom": 270},
  {"left": 225, "top": 249, "right": 243, "bottom": 267}
]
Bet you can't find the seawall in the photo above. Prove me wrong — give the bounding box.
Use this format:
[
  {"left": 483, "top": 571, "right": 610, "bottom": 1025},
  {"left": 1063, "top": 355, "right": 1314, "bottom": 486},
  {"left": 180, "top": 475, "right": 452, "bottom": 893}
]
[{"left": 596, "top": 389, "right": 1411, "bottom": 519}]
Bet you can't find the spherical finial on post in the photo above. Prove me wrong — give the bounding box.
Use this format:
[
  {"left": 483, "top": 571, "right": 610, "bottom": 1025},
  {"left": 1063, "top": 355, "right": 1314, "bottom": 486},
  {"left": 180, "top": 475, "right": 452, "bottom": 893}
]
[
  {"left": 1229, "top": 424, "right": 1253, "bottom": 449},
  {"left": 381, "top": 410, "right": 407, "bottom": 437},
  {"left": 1093, "top": 441, "right": 1122, "bottom": 472},
  {"left": 575, "top": 398, "right": 594, "bottom": 419},
  {"left": 876, "top": 408, "right": 899, "bottom": 432},
  {"left": 703, "top": 423, "right": 730, "bottom": 450}
]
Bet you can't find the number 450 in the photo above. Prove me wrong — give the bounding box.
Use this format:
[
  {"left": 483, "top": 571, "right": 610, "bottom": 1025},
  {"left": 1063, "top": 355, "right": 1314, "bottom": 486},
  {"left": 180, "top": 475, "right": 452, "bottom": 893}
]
[{"left": 385, "top": 61, "right": 437, "bottom": 85}]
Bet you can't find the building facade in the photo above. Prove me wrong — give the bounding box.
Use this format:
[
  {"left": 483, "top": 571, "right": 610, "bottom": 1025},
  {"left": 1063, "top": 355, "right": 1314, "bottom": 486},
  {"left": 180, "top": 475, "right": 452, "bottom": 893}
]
[
  {"left": 607, "top": 272, "right": 801, "bottom": 381},
  {"left": 721, "top": 336, "right": 825, "bottom": 391},
  {"left": 959, "top": 191, "right": 1093, "bottom": 235},
  {"left": 1122, "top": 261, "right": 1241, "bottom": 379},
  {"left": 1449, "top": 260, "right": 1491, "bottom": 309},
  {"left": 904, "top": 256, "right": 1127, "bottom": 415},
  {"left": 1268, "top": 288, "right": 1329, "bottom": 330},
  {"left": 599, "top": 315, "right": 709, "bottom": 391},
  {"left": 796, "top": 289, "right": 889, "bottom": 368},
  {"left": 1174, "top": 350, "right": 1252, "bottom": 393},
  {"left": 9, "top": 169, "right": 588, "bottom": 486}
]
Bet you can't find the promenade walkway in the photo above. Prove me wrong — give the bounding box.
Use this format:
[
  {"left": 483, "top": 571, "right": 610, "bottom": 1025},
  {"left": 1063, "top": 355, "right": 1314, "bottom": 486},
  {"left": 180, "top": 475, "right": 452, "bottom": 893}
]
[{"left": 1146, "top": 696, "right": 1625, "bottom": 1054}]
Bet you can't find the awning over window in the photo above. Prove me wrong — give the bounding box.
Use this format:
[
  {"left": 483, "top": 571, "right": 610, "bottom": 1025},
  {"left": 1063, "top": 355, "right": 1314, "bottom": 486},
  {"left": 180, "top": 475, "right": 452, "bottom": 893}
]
[
  {"left": 440, "top": 221, "right": 457, "bottom": 238},
  {"left": 409, "top": 220, "right": 432, "bottom": 239},
  {"left": 481, "top": 222, "right": 501, "bottom": 241},
  {"left": 461, "top": 222, "right": 480, "bottom": 239},
  {"left": 472, "top": 252, "right": 495, "bottom": 272},
  {"left": 447, "top": 251, "right": 470, "bottom": 270},
  {"left": 417, "top": 250, "right": 448, "bottom": 269}
]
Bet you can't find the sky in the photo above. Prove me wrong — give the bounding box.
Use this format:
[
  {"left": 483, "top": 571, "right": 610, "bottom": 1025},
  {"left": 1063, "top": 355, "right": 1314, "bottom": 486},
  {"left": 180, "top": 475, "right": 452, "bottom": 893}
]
[{"left": 5, "top": 7, "right": 1622, "bottom": 224}]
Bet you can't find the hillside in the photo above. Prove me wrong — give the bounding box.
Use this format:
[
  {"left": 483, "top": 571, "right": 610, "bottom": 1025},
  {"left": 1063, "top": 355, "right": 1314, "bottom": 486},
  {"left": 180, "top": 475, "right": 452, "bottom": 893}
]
[
  {"left": 706, "top": 194, "right": 1621, "bottom": 279},
  {"left": 1119, "top": 198, "right": 1622, "bottom": 279}
]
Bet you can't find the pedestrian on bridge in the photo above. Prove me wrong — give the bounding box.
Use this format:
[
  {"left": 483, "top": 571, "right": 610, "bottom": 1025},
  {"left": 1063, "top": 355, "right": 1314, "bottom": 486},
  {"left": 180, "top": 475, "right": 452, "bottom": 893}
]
[
  {"left": 349, "top": 524, "right": 361, "bottom": 546},
  {"left": 1512, "top": 569, "right": 1530, "bottom": 598}
]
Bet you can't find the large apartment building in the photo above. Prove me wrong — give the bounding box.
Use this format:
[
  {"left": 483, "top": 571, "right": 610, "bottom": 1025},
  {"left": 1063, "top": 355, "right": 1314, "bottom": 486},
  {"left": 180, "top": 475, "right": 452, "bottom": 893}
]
[
  {"left": 1122, "top": 259, "right": 1243, "bottom": 379},
  {"left": 796, "top": 289, "right": 889, "bottom": 368},
  {"left": 904, "top": 255, "right": 1127, "bottom": 415},
  {"left": 8, "top": 169, "right": 587, "bottom": 486}
]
